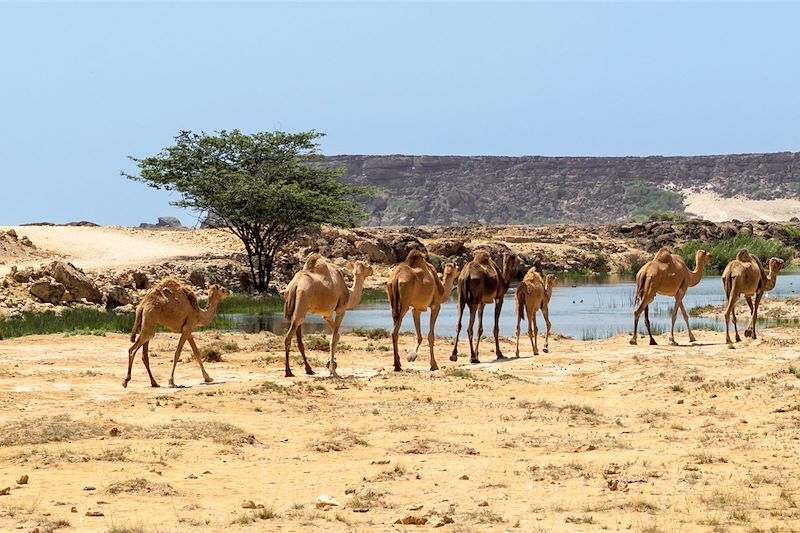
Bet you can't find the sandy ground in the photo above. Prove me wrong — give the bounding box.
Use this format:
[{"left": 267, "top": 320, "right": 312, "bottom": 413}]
[
  {"left": 0, "top": 226, "right": 244, "bottom": 277},
  {"left": 682, "top": 190, "right": 800, "bottom": 222},
  {"left": 1, "top": 328, "right": 800, "bottom": 532}
]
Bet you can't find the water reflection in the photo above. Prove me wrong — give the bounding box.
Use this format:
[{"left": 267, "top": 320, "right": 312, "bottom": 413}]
[{"left": 218, "top": 274, "right": 800, "bottom": 341}]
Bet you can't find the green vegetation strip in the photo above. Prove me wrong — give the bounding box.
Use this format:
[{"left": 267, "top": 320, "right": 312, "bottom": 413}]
[{"left": 677, "top": 234, "right": 795, "bottom": 273}]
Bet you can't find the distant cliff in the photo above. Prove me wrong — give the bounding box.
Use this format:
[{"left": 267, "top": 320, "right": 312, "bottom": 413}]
[{"left": 323, "top": 153, "right": 800, "bottom": 225}]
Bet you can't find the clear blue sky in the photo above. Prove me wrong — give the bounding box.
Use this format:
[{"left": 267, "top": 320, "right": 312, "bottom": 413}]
[{"left": 1, "top": 1, "right": 798, "bottom": 226}]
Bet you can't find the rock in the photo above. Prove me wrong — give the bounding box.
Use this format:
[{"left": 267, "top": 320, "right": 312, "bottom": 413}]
[
  {"left": 478, "top": 500, "right": 488, "bottom": 507},
  {"left": 355, "top": 240, "right": 390, "bottom": 263},
  {"left": 108, "top": 428, "right": 119, "bottom": 437},
  {"left": 189, "top": 270, "right": 206, "bottom": 288},
  {"left": 353, "top": 507, "right": 370, "bottom": 513},
  {"left": 85, "top": 510, "right": 104, "bottom": 517},
  {"left": 315, "top": 495, "right": 339, "bottom": 508},
  {"left": 29, "top": 280, "right": 65, "bottom": 305},
  {"left": 53, "top": 262, "right": 102, "bottom": 303},
  {"left": 389, "top": 234, "right": 426, "bottom": 262},
  {"left": 16, "top": 475, "right": 28, "bottom": 485},
  {"left": 459, "top": 474, "right": 469, "bottom": 480},
  {"left": 113, "top": 304, "right": 135, "bottom": 315},
  {"left": 428, "top": 239, "right": 467, "bottom": 257},
  {"left": 434, "top": 515, "right": 455, "bottom": 527},
  {"left": 242, "top": 500, "right": 257, "bottom": 509},
  {"left": 106, "top": 286, "right": 131, "bottom": 309},
  {"left": 70, "top": 507, "right": 77, "bottom": 513},
  {"left": 139, "top": 216, "right": 185, "bottom": 229},
  {"left": 132, "top": 271, "right": 149, "bottom": 290},
  {"left": 19, "top": 236, "right": 35, "bottom": 247},
  {"left": 12, "top": 267, "right": 34, "bottom": 283},
  {"left": 83, "top": 486, "right": 96, "bottom": 491},
  {"left": 5, "top": 229, "right": 17, "bottom": 238},
  {"left": 0, "top": 487, "right": 9, "bottom": 496},
  {"left": 394, "top": 515, "right": 428, "bottom": 525}
]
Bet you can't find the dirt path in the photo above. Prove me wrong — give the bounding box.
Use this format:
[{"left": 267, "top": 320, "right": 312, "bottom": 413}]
[{"left": 1, "top": 329, "right": 799, "bottom": 532}]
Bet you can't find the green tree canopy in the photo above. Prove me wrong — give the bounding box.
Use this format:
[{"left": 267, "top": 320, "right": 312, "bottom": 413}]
[{"left": 124, "top": 129, "right": 369, "bottom": 292}]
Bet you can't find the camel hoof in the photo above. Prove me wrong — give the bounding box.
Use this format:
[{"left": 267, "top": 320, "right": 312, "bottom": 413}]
[
  {"left": 629, "top": 339, "right": 637, "bottom": 346},
  {"left": 305, "top": 368, "right": 315, "bottom": 376},
  {"left": 325, "top": 361, "right": 338, "bottom": 371},
  {"left": 735, "top": 336, "right": 741, "bottom": 342},
  {"left": 150, "top": 382, "right": 160, "bottom": 388},
  {"left": 689, "top": 336, "right": 697, "bottom": 343},
  {"left": 204, "top": 376, "right": 213, "bottom": 383},
  {"left": 122, "top": 380, "right": 129, "bottom": 388},
  {"left": 449, "top": 354, "right": 458, "bottom": 362},
  {"left": 744, "top": 329, "right": 753, "bottom": 338},
  {"left": 169, "top": 382, "right": 178, "bottom": 388},
  {"left": 285, "top": 370, "right": 295, "bottom": 378},
  {"left": 650, "top": 339, "right": 658, "bottom": 346},
  {"left": 394, "top": 366, "right": 402, "bottom": 372},
  {"left": 668, "top": 340, "right": 678, "bottom": 346},
  {"left": 543, "top": 348, "right": 549, "bottom": 354},
  {"left": 406, "top": 351, "right": 417, "bottom": 362},
  {"left": 533, "top": 351, "right": 539, "bottom": 356},
  {"left": 496, "top": 354, "right": 507, "bottom": 360},
  {"left": 430, "top": 365, "right": 439, "bottom": 372},
  {"left": 470, "top": 358, "right": 480, "bottom": 364}
]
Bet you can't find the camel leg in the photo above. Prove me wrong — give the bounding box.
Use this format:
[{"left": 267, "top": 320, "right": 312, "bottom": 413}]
[
  {"left": 427, "top": 304, "right": 441, "bottom": 371},
  {"left": 465, "top": 305, "right": 477, "bottom": 363},
  {"left": 529, "top": 308, "right": 539, "bottom": 356},
  {"left": 631, "top": 295, "right": 654, "bottom": 345},
  {"left": 668, "top": 292, "right": 685, "bottom": 346},
  {"left": 411, "top": 309, "right": 424, "bottom": 358},
  {"left": 514, "top": 305, "right": 522, "bottom": 358},
  {"left": 493, "top": 298, "right": 505, "bottom": 359},
  {"left": 643, "top": 305, "right": 657, "bottom": 345},
  {"left": 542, "top": 304, "right": 552, "bottom": 354},
  {"left": 124, "top": 325, "right": 154, "bottom": 388},
  {"left": 168, "top": 332, "right": 190, "bottom": 387},
  {"left": 295, "top": 325, "right": 314, "bottom": 375},
  {"left": 284, "top": 320, "right": 300, "bottom": 377},
  {"left": 732, "top": 305, "right": 741, "bottom": 342},
  {"left": 392, "top": 306, "right": 409, "bottom": 372},
  {"left": 744, "top": 295, "right": 757, "bottom": 338},
  {"left": 678, "top": 301, "right": 696, "bottom": 342},
  {"left": 186, "top": 334, "right": 213, "bottom": 383},
  {"left": 451, "top": 299, "right": 466, "bottom": 361},
  {"left": 746, "top": 293, "right": 763, "bottom": 339},
  {"left": 326, "top": 311, "right": 344, "bottom": 378},
  {"left": 472, "top": 304, "right": 485, "bottom": 364},
  {"left": 141, "top": 342, "right": 159, "bottom": 388}
]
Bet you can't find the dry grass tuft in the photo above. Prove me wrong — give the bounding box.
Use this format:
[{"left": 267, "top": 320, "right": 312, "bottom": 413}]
[
  {"left": 309, "top": 428, "right": 369, "bottom": 452},
  {"left": 0, "top": 414, "right": 105, "bottom": 446},
  {"left": 106, "top": 477, "right": 178, "bottom": 496}
]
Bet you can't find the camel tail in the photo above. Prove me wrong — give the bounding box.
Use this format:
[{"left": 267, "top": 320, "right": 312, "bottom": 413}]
[
  {"left": 516, "top": 288, "right": 526, "bottom": 322},
  {"left": 634, "top": 273, "right": 646, "bottom": 305},
  {"left": 388, "top": 279, "right": 402, "bottom": 322},
  {"left": 284, "top": 285, "right": 297, "bottom": 321},
  {"left": 130, "top": 305, "right": 143, "bottom": 343}
]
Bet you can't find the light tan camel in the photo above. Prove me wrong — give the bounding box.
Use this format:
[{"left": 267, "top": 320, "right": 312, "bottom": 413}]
[
  {"left": 630, "top": 248, "right": 712, "bottom": 346},
  {"left": 514, "top": 270, "right": 557, "bottom": 356},
  {"left": 125, "top": 279, "right": 230, "bottom": 388},
  {"left": 386, "top": 250, "right": 460, "bottom": 372},
  {"left": 722, "top": 250, "right": 785, "bottom": 343},
  {"left": 451, "top": 251, "right": 517, "bottom": 363},
  {"left": 283, "top": 254, "right": 373, "bottom": 378}
]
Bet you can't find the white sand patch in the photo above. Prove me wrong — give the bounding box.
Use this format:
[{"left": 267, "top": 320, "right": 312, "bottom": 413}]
[{"left": 682, "top": 189, "right": 800, "bottom": 222}]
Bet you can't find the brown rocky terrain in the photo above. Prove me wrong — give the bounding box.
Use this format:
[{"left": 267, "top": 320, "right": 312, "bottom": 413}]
[{"left": 323, "top": 152, "right": 800, "bottom": 225}]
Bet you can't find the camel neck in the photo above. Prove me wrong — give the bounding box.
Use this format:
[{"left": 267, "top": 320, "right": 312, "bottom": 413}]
[
  {"left": 199, "top": 297, "right": 221, "bottom": 327},
  {"left": 687, "top": 256, "right": 706, "bottom": 287},
  {"left": 346, "top": 274, "right": 367, "bottom": 310},
  {"left": 436, "top": 274, "right": 457, "bottom": 305},
  {"left": 764, "top": 267, "right": 780, "bottom": 291},
  {"left": 544, "top": 281, "right": 555, "bottom": 302}
]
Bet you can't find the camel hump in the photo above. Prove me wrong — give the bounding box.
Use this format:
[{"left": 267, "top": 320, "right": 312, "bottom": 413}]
[
  {"left": 522, "top": 267, "right": 543, "bottom": 285},
  {"left": 473, "top": 251, "right": 492, "bottom": 265},
  {"left": 736, "top": 249, "right": 752, "bottom": 262},
  {"left": 404, "top": 249, "right": 427, "bottom": 267},
  {"left": 303, "top": 253, "right": 324, "bottom": 271},
  {"left": 154, "top": 278, "right": 199, "bottom": 309},
  {"left": 654, "top": 248, "right": 672, "bottom": 264}
]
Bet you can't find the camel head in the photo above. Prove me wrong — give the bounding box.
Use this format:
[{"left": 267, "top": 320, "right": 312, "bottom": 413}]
[
  {"left": 353, "top": 260, "right": 374, "bottom": 280},
  {"left": 544, "top": 274, "right": 558, "bottom": 288},
  {"left": 208, "top": 284, "right": 231, "bottom": 303},
  {"left": 694, "top": 249, "right": 713, "bottom": 269},
  {"left": 441, "top": 262, "right": 460, "bottom": 284},
  {"left": 768, "top": 257, "right": 785, "bottom": 274},
  {"left": 501, "top": 253, "right": 518, "bottom": 283}
]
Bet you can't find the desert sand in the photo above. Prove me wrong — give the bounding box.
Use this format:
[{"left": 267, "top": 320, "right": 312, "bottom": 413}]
[
  {"left": 682, "top": 189, "right": 800, "bottom": 223},
  {"left": 1, "top": 225, "right": 800, "bottom": 532}
]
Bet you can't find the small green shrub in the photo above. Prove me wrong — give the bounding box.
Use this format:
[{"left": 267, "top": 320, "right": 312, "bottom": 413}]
[{"left": 676, "top": 233, "right": 794, "bottom": 273}]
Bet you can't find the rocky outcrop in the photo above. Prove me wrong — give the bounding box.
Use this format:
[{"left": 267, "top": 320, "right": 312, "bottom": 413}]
[
  {"left": 53, "top": 262, "right": 103, "bottom": 303},
  {"left": 138, "top": 216, "right": 186, "bottom": 230},
  {"left": 323, "top": 153, "right": 800, "bottom": 225},
  {"left": 29, "top": 280, "right": 66, "bottom": 305}
]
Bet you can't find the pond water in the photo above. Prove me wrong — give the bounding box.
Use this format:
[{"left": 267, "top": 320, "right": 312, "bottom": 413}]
[{"left": 220, "top": 274, "right": 800, "bottom": 341}]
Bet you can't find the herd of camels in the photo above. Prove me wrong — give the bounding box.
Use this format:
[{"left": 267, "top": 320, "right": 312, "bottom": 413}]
[{"left": 123, "top": 246, "right": 785, "bottom": 387}]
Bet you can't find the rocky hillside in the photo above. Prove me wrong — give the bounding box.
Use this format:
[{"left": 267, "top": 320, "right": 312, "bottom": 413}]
[{"left": 324, "top": 152, "right": 800, "bottom": 225}]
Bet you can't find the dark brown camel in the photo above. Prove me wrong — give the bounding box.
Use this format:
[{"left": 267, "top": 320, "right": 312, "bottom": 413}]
[{"left": 451, "top": 251, "right": 517, "bottom": 363}]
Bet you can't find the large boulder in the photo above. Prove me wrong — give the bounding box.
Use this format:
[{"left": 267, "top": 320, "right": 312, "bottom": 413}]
[
  {"left": 355, "top": 240, "right": 392, "bottom": 264},
  {"left": 387, "top": 234, "right": 426, "bottom": 262},
  {"left": 52, "top": 262, "right": 102, "bottom": 303},
  {"left": 106, "top": 286, "right": 131, "bottom": 309},
  {"left": 428, "top": 239, "right": 467, "bottom": 257},
  {"left": 189, "top": 270, "right": 206, "bottom": 288},
  {"left": 132, "top": 271, "right": 149, "bottom": 290},
  {"left": 29, "top": 280, "right": 65, "bottom": 305}
]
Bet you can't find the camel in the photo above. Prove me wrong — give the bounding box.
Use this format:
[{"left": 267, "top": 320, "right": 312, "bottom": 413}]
[
  {"left": 125, "top": 279, "right": 230, "bottom": 388},
  {"left": 514, "top": 270, "right": 557, "bottom": 357},
  {"left": 721, "top": 250, "right": 785, "bottom": 343},
  {"left": 451, "top": 251, "right": 517, "bottom": 363},
  {"left": 630, "top": 248, "right": 712, "bottom": 346},
  {"left": 386, "top": 250, "right": 460, "bottom": 372},
  {"left": 283, "top": 254, "right": 373, "bottom": 378}
]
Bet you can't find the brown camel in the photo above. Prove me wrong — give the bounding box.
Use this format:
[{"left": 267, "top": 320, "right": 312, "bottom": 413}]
[
  {"left": 283, "top": 254, "right": 373, "bottom": 378},
  {"left": 386, "top": 250, "right": 460, "bottom": 372},
  {"left": 514, "top": 270, "right": 557, "bottom": 357},
  {"left": 451, "top": 251, "right": 517, "bottom": 363},
  {"left": 125, "top": 279, "right": 230, "bottom": 388},
  {"left": 722, "top": 250, "right": 785, "bottom": 343},
  {"left": 630, "top": 248, "right": 713, "bottom": 346}
]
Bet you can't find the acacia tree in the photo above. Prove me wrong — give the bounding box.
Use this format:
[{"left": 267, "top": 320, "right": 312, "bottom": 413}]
[{"left": 124, "top": 129, "right": 368, "bottom": 292}]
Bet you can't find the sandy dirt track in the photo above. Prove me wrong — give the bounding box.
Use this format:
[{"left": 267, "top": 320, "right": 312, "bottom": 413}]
[
  {"left": 1, "top": 328, "right": 800, "bottom": 532},
  {"left": 682, "top": 190, "right": 800, "bottom": 223}
]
